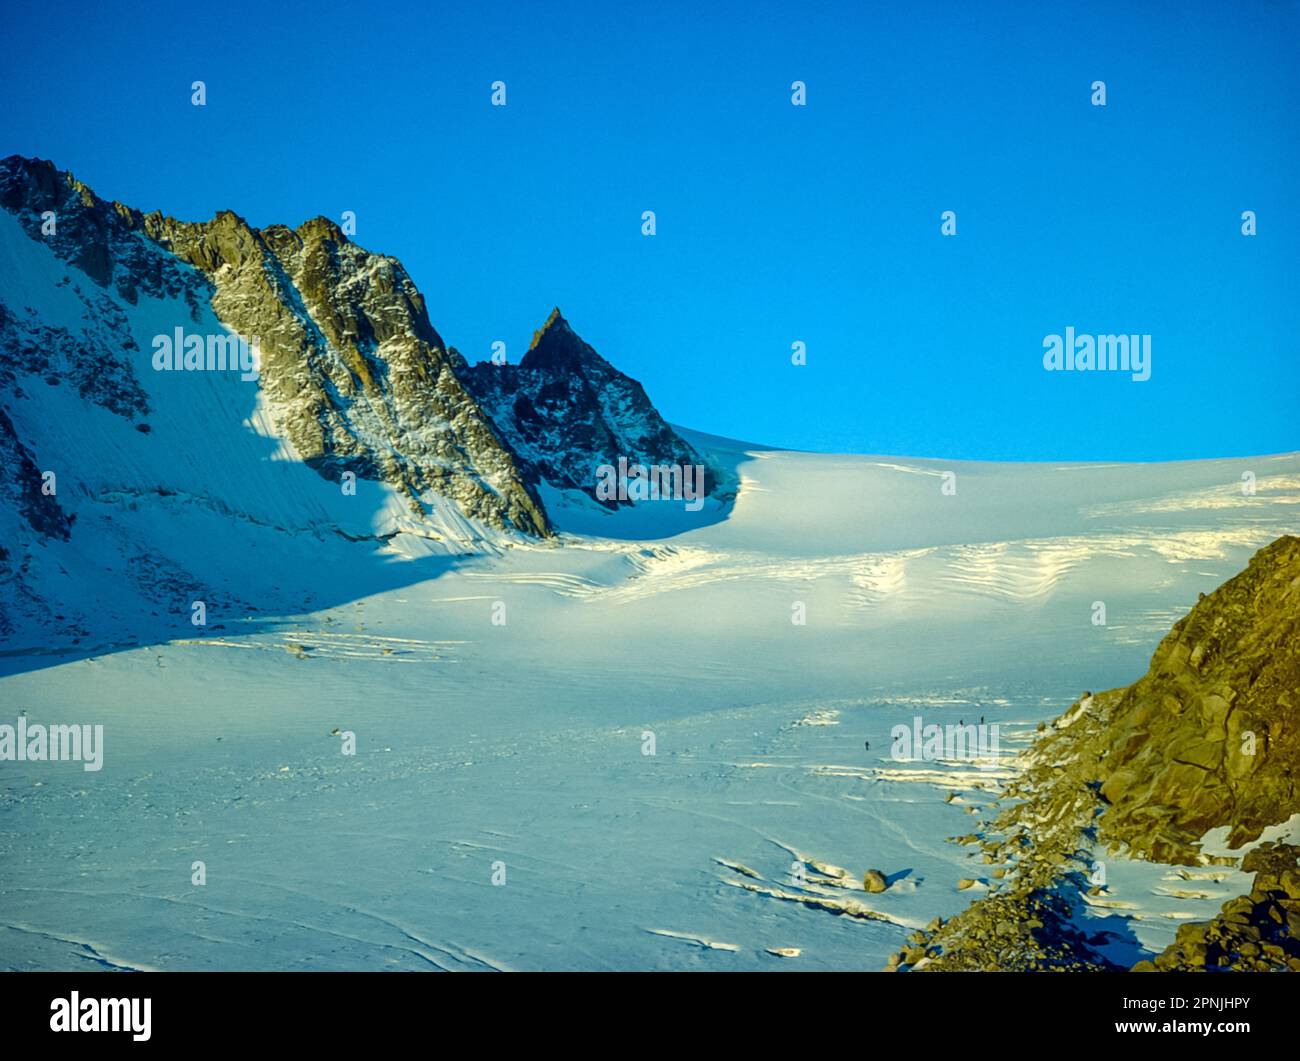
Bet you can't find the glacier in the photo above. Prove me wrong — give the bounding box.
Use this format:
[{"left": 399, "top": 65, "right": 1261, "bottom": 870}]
[{"left": 2, "top": 424, "right": 1297, "bottom": 970}]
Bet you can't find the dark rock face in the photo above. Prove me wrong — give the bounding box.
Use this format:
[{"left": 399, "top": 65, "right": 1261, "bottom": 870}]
[
  {"left": 0, "top": 404, "right": 74, "bottom": 640},
  {"left": 464, "top": 308, "right": 718, "bottom": 507},
  {"left": 0, "top": 156, "right": 209, "bottom": 312},
  {"left": 0, "top": 406, "right": 72, "bottom": 541},
  {"left": 0, "top": 295, "right": 150, "bottom": 423}
]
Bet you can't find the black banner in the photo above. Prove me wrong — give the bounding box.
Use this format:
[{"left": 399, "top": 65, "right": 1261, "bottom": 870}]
[{"left": 0, "top": 971, "right": 1288, "bottom": 1047}]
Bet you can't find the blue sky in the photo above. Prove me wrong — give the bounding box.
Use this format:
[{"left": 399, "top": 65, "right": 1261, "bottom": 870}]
[{"left": 4, "top": 0, "right": 1297, "bottom": 459}]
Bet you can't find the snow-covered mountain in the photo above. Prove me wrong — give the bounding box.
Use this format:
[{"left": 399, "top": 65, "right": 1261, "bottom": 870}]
[
  {"left": 0, "top": 156, "right": 716, "bottom": 649},
  {"left": 4, "top": 156, "right": 1299, "bottom": 975}
]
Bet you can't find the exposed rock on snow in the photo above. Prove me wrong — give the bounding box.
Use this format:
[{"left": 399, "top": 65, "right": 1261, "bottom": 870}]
[
  {"left": 1135, "top": 842, "right": 1300, "bottom": 971},
  {"left": 463, "top": 308, "right": 723, "bottom": 508},
  {"left": 894, "top": 536, "right": 1300, "bottom": 971}
]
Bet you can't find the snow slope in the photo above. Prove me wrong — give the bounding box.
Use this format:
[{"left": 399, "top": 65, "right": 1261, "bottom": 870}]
[
  {"left": 0, "top": 206, "right": 516, "bottom": 653},
  {"left": 1, "top": 431, "right": 1298, "bottom": 970}
]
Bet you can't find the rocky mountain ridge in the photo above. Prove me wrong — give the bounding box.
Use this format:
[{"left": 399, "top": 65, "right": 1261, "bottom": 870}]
[
  {"left": 891, "top": 534, "right": 1300, "bottom": 971},
  {"left": 0, "top": 155, "right": 549, "bottom": 537},
  {"left": 0, "top": 154, "right": 719, "bottom": 647},
  {"left": 464, "top": 308, "right": 719, "bottom": 507}
]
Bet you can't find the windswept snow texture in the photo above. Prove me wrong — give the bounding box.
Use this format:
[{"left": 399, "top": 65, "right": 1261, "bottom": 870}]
[{"left": 1, "top": 429, "right": 1298, "bottom": 970}]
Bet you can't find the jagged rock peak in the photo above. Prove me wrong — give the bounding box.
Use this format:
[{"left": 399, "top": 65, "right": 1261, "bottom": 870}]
[
  {"left": 521, "top": 307, "right": 616, "bottom": 375},
  {"left": 529, "top": 306, "right": 566, "bottom": 350},
  {"left": 295, "top": 215, "right": 348, "bottom": 243},
  {"left": 0, "top": 154, "right": 553, "bottom": 538},
  {"left": 463, "top": 312, "right": 722, "bottom": 508}
]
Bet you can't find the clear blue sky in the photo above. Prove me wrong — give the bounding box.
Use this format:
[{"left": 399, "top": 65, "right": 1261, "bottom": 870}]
[{"left": 4, "top": 0, "right": 1297, "bottom": 459}]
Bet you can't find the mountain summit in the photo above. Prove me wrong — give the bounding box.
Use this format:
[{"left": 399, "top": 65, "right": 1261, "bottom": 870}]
[
  {"left": 0, "top": 155, "right": 718, "bottom": 647},
  {"left": 466, "top": 309, "right": 718, "bottom": 507},
  {"left": 527, "top": 306, "right": 568, "bottom": 354}
]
